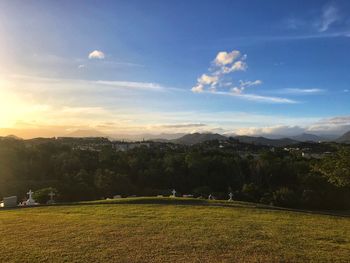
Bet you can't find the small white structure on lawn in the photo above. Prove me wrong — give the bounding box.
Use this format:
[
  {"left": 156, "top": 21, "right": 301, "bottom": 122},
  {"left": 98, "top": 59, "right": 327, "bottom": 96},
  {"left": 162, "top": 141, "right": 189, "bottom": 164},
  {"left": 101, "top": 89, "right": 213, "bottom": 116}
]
[
  {"left": 47, "top": 191, "right": 56, "bottom": 204},
  {"left": 1, "top": 196, "right": 17, "bottom": 208},
  {"left": 25, "top": 190, "right": 37, "bottom": 206},
  {"left": 171, "top": 189, "right": 176, "bottom": 197},
  {"left": 113, "top": 195, "right": 122, "bottom": 199},
  {"left": 228, "top": 192, "right": 233, "bottom": 201}
]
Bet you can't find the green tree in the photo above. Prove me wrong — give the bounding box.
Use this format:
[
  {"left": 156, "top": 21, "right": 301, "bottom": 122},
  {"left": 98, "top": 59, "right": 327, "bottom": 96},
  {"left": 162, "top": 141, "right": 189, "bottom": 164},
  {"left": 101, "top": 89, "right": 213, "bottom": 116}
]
[{"left": 314, "top": 148, "right": 350, "bottom": 187}]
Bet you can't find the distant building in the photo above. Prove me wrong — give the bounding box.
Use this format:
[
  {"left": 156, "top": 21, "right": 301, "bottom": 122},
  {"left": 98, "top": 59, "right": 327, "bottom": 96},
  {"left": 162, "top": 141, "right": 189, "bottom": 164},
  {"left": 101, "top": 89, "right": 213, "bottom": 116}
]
[{"left": 1, "top": 196, "right": 17, "bottom": 208}]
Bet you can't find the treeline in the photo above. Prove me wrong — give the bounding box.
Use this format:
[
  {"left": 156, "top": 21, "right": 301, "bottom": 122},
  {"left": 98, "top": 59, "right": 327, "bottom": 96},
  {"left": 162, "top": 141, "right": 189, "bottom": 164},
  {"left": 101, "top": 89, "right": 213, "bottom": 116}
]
[{"left": 0, "top": 138, "right": 349, "bottom": 209}]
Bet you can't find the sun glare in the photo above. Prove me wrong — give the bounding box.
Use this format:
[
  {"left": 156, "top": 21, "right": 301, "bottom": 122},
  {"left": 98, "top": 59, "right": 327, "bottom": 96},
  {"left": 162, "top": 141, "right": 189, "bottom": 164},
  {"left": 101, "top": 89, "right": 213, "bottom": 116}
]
[{"left": 0, "top": 78, "right": 31, "bottom": 128}]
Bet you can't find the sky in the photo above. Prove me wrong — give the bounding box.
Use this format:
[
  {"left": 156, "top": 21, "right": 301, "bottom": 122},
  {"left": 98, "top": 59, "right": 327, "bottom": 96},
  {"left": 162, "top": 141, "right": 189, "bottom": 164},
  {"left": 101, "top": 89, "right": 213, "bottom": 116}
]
[{"left": 0, "top": 0, "right": 350, "bottom": 139}]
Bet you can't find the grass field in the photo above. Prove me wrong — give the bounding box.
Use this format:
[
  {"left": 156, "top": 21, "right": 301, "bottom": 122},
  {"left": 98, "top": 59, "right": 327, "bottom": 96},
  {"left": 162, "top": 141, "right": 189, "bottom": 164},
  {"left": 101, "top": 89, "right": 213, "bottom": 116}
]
[{"left": 0, "top": 198, "right": 350, "bottom": 262}]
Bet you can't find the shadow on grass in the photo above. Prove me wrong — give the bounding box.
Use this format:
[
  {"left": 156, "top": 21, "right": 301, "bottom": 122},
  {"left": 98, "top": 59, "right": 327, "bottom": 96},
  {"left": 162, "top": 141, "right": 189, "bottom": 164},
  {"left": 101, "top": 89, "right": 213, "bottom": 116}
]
[
  {"left": 86, "top": 197, "right": 350, "bottom": 218},
  {"left": 3, "top": 197, "right": 349, "bottom": 218}
]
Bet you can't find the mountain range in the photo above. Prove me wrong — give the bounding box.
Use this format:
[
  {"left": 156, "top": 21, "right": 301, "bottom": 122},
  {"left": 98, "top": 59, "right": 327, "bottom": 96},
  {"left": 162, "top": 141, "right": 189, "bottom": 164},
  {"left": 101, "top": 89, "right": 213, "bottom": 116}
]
[
  {"left": 2, "top": 129, "right": 350, "bottom": 146},
  {"left": 153, "top": 131, "right": 350, "bottom": 147}
]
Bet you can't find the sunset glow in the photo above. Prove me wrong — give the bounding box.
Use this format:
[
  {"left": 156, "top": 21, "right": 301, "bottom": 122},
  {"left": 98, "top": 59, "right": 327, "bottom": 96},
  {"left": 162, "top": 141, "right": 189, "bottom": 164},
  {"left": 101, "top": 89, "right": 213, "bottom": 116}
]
[{"left": 0, "top": 1, "right": 349, "bottom": 139}]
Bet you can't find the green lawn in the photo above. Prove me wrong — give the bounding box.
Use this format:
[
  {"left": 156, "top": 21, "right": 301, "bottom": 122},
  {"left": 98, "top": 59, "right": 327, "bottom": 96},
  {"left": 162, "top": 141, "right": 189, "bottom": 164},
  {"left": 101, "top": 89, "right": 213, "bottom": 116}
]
[{"left": 0, "top": 198, "right": 349, "bottom": 262}]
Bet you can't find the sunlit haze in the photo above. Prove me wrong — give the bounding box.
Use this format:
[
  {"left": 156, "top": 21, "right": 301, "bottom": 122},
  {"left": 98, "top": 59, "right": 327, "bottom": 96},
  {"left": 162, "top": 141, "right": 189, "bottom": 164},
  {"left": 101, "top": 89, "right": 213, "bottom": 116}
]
[{"left": 1, "top": 0, "right": 350, "bottom": 139}]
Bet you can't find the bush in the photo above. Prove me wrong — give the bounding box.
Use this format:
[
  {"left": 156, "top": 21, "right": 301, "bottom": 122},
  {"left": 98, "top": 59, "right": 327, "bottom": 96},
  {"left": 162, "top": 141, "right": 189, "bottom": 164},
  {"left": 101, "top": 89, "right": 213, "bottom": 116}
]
[
  {"left": 241, "top": 183, "right": 261, "bottom": 202},
  {"left": 273, "top": 187, "right": 299, "bottom": 208},
  {"left": 32, "top": 187, "right": 58, "bottom": 204},
  {"left": 301, "top": 190, "right": 322, "bottom": 209},
  {"left": 193, "top": 186, "right": 212, "bottom": 198},
  {"left": 259, "top": 193, "right": 273, "bottom": 205}
]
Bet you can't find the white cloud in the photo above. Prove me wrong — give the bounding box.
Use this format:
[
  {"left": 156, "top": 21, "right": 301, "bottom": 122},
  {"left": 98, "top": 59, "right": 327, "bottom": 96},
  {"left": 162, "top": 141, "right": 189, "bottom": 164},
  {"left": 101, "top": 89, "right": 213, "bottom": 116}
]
[
  {"left": 231, "top": 61, "right": 247, "bottom": 72},
  {"left": 192, "top": 49, "right": 248, "bottom": 92},
  {"left": 231, "top": 87, "right": 243, "bottom": 94},
  {"left": 240, "top": 80, "right": 262, "bottom": 87},
  {"left": 88, "top": 50, "right": 105, "bottom": 59},
  {"left": 221, "top": 60, "right": 247, "bottom": 74},
  {"left": 214, "top": 50, "right": 241, "bottom": 66},
  {"left": 198, "top": 74, "right": 218, "bottom": 86},
  {"left": 191, "top": 84, "right": 204, "bottom": 93},
  {"left": 307, "top": 116, "right": 350, "bottom": 135},
  {"left": 319, "top": 4, "right": 340, "bottom": 32}
]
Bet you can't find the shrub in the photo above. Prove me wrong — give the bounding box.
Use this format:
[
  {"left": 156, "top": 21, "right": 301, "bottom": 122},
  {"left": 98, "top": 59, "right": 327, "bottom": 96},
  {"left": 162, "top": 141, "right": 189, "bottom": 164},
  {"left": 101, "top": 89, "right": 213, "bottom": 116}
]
[
  {"left": 32, "top": 187, "right": 58, "bottom": 204},
  {"left": 273, "top": 187, "right": 299, "bottom": 208}
]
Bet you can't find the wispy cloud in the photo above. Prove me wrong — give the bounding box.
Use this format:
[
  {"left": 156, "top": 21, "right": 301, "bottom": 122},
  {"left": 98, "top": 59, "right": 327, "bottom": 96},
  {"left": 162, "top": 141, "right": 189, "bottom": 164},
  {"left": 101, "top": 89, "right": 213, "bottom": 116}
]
[
  {"left": 10, "top": 74, "right": 172, "bottom": 92},
  {"left": 275, "top": 3, "right": 350, "bottom": 41},
  {"left": 318, "top": 4, "right": 340, "bottom": 32},
  {"left": 95, "top": 80, "right": 167, "bottom": 91},
  {"left": 282, "top": 88, "right": 325, "bottom": 94},
  {"left": 232, "top": 80, "right": 262, "bottom": 94},
  {"left": 156, "top": 123, "right": 207, "bottom": 129},
  {"left": 214, "top": 91, "right": 297, "bottom": 104},
  {"left": 284, "top": 3, "right": 347, "bottom": 38}
]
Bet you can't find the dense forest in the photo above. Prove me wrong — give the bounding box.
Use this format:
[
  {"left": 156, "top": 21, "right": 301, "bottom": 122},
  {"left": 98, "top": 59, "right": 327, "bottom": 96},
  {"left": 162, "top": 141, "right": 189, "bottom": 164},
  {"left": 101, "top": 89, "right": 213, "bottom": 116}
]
[{"left": 0, "top": 137, "right": 349, "bottom": 210}]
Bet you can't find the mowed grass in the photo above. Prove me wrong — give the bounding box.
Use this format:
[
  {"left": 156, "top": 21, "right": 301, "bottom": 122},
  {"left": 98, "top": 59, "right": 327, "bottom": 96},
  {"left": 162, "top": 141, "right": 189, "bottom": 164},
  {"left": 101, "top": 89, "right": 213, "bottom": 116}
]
[{"left": 0, "top": 198, "right": 350, "bottom": 262}]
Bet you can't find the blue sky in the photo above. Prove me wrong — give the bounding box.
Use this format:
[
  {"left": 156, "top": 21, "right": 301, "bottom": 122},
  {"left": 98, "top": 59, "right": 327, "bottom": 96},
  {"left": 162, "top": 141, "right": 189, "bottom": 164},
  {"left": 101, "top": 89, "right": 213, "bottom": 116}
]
[{"left": 0, "top": 0, "right": 350, "bottom": 138}]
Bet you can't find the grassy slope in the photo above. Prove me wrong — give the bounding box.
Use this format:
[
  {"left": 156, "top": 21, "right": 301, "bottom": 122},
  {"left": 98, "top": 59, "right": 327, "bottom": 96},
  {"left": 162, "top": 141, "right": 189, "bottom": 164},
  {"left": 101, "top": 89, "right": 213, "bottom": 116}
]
[{"left": 0, "top": 198, "right": 349, "bottom": 262}]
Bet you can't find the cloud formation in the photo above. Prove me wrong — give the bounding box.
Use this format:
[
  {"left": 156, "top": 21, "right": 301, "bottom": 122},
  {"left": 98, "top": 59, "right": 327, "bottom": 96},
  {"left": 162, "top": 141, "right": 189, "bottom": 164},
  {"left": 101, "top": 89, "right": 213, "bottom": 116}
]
[
  {"left": 307, "top": 116, "right": 350, "bottom": 134},
  {"left": 192, "top": 50, "right": 247, "bottom": 93},
  {"left": 191, "top": 50, "right": 295, "bottom": 103},
  {"left": 88, "top": 50, "right": 105, "bottom": 59},
  {"left": 234, "top": 116, "right": 350, "bottom": 137}
]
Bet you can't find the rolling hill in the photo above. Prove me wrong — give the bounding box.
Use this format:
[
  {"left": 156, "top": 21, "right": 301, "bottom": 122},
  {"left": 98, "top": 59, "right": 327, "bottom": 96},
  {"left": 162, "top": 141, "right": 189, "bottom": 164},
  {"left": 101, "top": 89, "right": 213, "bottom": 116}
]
[
  {"left": 234, "top": 135, "right": 298, "bottom": 147},
  {"left": 0, "top": 198, "right": 349, "bottom": 262},
  {"left": 172, "top": 133, "right": 228, "bottom": 145},
  {"left": 336, "top": 130, "right": 350, "bottom": 143},
  {"left": 290, "top": 133, "right": 323, "bottom": 142},
  {"left": 163, "top": 133, "right": 302, "bottom": 147}
]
